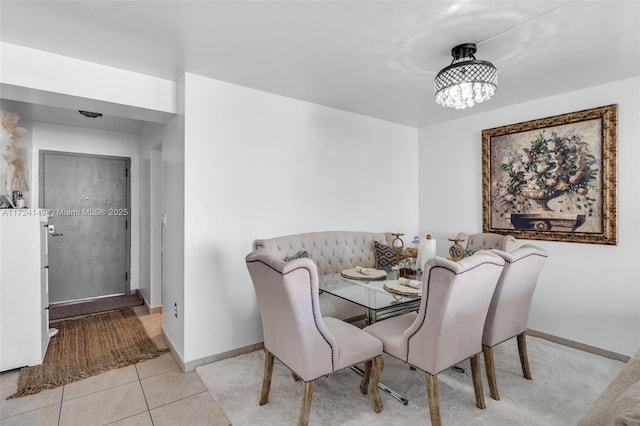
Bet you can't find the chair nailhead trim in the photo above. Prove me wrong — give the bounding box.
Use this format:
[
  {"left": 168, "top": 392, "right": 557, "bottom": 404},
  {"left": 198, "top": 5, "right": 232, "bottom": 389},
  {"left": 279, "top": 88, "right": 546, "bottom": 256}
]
[
  {"left": 246, "top": 259, "right": 335, "bottom": 372},
  {"left": 503, "top": 252, "right": 548, "bottom": 264},
  {"left": 405, "top": 261, "right": 504, "bottom": 361}
]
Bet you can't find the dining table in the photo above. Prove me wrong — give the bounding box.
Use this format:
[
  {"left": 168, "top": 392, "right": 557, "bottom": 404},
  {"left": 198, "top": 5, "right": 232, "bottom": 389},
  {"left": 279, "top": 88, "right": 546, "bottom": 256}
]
[
  {"left": 318, "top": 270, "right": 421, "bottom": 325},
  {"left": 318, "top": 269, "right": 423, "bottom": 405}
]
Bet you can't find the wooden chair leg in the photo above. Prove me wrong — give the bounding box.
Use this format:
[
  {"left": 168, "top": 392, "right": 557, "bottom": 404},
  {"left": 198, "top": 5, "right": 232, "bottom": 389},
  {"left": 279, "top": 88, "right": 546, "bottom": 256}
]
[
  {"left": 517, "top": 332, "right": 532, "bottom": 380},
  {"left": 470, "top": 354, "right": 486, "bottom": 409},
  {"left": 299, "top": 381, "right": 314, "bottom": 426},
  {"left": 260, "top": 350, "right": 275, "bottom": 406},
  {"left": 360, "top": 360, "right": 372, "bottom": 394},
  {"left": 369, "top": 356, "right": 384, "bottom": 413},
  {"left": 426, "top": 373, "right": 441, "bottom": 426},
  {"left": 483, "top": 345, "right": 500, "bottom": 400}
]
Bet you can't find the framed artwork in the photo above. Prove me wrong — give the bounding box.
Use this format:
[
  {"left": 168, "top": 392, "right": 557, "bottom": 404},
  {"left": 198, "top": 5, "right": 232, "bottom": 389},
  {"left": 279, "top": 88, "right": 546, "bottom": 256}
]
[{"left": 482, "top": 104, "right": 617, "bottom": 245}]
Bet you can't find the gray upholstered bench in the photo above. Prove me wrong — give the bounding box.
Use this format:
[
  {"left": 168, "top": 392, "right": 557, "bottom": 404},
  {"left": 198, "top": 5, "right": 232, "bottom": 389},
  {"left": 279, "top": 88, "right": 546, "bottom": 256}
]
[{"left": 254, "top": 231, "right": 393, "bottom": 320}]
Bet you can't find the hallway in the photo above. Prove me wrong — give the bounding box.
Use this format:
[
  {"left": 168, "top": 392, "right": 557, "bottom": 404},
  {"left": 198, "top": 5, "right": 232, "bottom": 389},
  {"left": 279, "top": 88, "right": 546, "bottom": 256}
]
[{"left": 0, "top": 307, "right": 231, "bottom": 425}]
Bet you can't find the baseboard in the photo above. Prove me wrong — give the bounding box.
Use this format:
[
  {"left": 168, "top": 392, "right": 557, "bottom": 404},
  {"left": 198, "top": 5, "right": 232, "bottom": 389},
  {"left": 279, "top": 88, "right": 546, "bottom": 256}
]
[
  {"left": 183, "top": 342, "right": 265, "bottom": 372},
  {"left": 163, "top": 327, "right": 628, "bottom": 372},
  {"left": 527, "top": 329, "right": 630, "bottom": 363},
  {"left": 203, "top": 342, "right": 265, "bottom": 366},
  {"left": 138, "top": 291, "right": 162, "bottom": 315},
  {"left": 160, "top": 327, "right": 263, "bottom": 372},
  {"left": 161, "top": 328, "right": 187, "bottom": 372}
]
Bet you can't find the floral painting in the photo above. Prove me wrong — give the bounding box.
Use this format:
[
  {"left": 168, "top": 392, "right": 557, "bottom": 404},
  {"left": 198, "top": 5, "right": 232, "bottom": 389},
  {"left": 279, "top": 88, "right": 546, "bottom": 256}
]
[{"left": 482, "top": 105, "right": 617, "bottom": 245}]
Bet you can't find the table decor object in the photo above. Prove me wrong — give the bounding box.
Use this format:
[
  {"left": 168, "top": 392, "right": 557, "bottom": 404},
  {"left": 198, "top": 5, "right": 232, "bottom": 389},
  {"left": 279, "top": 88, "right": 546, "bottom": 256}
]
[
  {"left": 416, "top": 234, "right": 436, "bottom": 271},
  {"left": 341, "top": 267, "right": 387, "bottom": 281},
  {"left": 390, "top": 233, "right": 405, "bottom": 264},
  {"left": 384, "top": 280, "right": 422, "bottom": 297},
  {"left": 1, "top": 112, "right": 27, "bottom": 202},
  {"left": 403, "top": 248, "right": 418, "bottom": 258},
  {"left": 448, "top": 238, "right": 465, "bottom": 261}
]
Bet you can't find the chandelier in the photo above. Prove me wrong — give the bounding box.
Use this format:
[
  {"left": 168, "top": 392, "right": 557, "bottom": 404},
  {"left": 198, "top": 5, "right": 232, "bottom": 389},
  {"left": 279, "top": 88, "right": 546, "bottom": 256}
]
[{"left": 434, "top": 43, "right": 497, "bottom": 109}]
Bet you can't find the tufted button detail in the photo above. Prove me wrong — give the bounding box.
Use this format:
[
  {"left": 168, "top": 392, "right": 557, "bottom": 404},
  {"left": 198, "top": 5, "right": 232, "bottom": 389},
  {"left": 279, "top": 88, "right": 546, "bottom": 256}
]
[{"left": 255, "top": 231, "right": 388, "bottom": 274}]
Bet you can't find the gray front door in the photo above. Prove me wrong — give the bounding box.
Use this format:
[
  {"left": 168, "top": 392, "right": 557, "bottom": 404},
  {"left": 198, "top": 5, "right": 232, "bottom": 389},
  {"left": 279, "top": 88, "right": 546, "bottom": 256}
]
[{"left": 40, "top": 151, "right": 130, "bottom": 304}]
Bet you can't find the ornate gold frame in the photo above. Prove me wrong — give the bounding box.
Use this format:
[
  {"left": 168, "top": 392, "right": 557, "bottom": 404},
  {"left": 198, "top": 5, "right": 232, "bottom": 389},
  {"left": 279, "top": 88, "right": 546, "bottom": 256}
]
[{"left": 482, "top": 104, "right": 617, "bottom": 245}]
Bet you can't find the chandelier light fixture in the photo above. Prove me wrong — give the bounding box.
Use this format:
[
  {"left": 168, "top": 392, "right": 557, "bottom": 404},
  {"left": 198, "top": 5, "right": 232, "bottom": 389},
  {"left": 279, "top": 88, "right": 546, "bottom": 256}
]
[{"left": 434, "top": 43, "right": 497, "bottom": 109}]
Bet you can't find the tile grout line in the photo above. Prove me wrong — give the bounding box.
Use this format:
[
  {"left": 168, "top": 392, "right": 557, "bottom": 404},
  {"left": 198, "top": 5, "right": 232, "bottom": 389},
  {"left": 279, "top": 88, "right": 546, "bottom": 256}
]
[
  {"left": 58, "top": 385, "right": 64, "bottom": 426},
  {"left": 59, "top": 372, "right": 141, "bottom": 403},
  {"left": 134, "top": 309, "right": 166, "bottom": 426},
  {"left": 135, "top": 363, "right": 155, "bottom": 426},
  {"left": 146, "top": 389, "right": 211, "bottom": 411}
]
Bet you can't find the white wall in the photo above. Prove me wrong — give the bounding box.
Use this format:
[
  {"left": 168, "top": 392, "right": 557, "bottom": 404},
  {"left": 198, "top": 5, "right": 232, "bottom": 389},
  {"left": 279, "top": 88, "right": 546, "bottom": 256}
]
[
  {"left": 161, "top": 112, "right": 185, "bottom": 358},
  {"left": 138, "top": 123, "right": 166, "bottom": 307},
  {"left": 139, "top": 112, "right": 185, "bottom": 357},
  {"left": 419, "top": 76, "right": 640, "bottom": 356},
  {"left": 1, "top": 42, "right": 176, "bottom": 120},
  {"left": 149, "top": 147, "right": 163, "bottom": 308},
  {"left": 181, "top": 73, "right": 418, "bottom": 363},
  {"left": 30, "top": 123, "right": 142, "bottom": 292}
]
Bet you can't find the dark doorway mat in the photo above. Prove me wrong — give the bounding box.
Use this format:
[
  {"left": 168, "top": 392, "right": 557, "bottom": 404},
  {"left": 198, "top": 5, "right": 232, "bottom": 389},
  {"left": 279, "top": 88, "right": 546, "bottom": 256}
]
[{"left": 49, "top": 292, "right": 144, "bottom": 321}]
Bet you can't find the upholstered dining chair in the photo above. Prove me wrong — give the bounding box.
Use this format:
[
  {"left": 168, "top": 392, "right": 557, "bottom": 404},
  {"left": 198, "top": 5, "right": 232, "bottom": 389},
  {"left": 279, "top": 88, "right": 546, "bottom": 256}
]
[
  {"left": 363, "top": 254, "right": 505, "bottom": 426},
  {"left": 481, "top": 244, "right": 548, "bottom": 401},
  {"left": 457, "top": 232, "right": 517, "bottom": 254},
  {"left": 245, "top": 251, "right": 385, "bottom": 426}
]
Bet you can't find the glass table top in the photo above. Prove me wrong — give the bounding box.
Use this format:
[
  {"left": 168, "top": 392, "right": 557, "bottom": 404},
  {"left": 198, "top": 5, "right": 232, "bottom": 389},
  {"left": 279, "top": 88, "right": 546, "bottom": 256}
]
[{"left": 318, "top": 273, "right": 421, "bottom": 312}]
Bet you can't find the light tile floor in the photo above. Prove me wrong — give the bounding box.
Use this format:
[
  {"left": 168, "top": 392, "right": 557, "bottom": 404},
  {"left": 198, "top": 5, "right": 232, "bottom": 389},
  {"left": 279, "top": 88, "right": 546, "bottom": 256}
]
[{"left": 0, "top": 306, "right": 231, "bottom": 426}]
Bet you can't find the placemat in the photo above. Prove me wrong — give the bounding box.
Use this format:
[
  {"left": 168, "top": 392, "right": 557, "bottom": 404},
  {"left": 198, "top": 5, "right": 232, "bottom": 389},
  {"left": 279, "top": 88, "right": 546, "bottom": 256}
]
[
  {"left": 383, "top": 280, "right": 422, "bottom": 297},
  {"left": 340, "top": 267, "right": 387, "bottom": 281}
]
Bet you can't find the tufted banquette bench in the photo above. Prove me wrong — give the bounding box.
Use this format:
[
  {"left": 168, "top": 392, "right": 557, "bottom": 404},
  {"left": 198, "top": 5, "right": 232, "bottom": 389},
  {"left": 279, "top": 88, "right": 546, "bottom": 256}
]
[{"left": 254, "top": 231, "right": 393, "bottom": 321}]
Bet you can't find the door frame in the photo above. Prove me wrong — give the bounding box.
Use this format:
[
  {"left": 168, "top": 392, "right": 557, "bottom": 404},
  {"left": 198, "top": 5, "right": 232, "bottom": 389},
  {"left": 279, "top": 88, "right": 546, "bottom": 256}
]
[
  {"left": 39, "top": 150, "right": 132, "bottom": 299},
  {"left": 150, "top": 143, "right": 163, "bottom": 309}
]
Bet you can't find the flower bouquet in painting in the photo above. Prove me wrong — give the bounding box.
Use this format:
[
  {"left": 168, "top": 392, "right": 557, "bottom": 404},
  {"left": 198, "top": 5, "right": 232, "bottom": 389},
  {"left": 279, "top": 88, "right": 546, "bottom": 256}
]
[
  {"left": 491, "top": 128, "right": 604, "bottom": 233},
  {"left": 496, "top": 130, "right": 599, "bottom": 231}
]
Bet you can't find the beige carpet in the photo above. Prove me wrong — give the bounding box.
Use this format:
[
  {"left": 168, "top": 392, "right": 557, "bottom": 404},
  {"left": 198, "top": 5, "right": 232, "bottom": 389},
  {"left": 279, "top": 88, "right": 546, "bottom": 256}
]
[
  {"left": 196, "top": 336, "right": 625, "bottom": 425},
  {"left": 8, "top": 308, "right": 166, "bottom": 399}
]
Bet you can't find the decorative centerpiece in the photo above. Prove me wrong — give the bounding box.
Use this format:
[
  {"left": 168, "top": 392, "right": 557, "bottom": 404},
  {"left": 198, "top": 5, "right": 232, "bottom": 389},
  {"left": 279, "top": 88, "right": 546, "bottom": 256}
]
[
  {"left": 448, "top": 238, "right": 465, "bottom": 261},
  {"left": 0, "top": 112, "right": 28, "bottom": 207},
  {"left": 390, "top": 233, "right": 405, "bottom": 265}
]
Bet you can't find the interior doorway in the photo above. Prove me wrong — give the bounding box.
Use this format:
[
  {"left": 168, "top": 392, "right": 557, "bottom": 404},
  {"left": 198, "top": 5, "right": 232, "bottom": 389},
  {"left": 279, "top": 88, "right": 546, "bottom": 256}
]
[
  {"left": 150, "top": 143, "right": 164, "bottom": 309},
  {"left": 40, "top": 151, "right": 131, "bottom": 304}
]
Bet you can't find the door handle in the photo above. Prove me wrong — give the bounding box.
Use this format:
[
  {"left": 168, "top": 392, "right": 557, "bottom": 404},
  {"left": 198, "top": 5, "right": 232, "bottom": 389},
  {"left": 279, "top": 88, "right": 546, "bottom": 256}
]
[{"left": 47, "top": 225, "right": 64, "bottom": 237}]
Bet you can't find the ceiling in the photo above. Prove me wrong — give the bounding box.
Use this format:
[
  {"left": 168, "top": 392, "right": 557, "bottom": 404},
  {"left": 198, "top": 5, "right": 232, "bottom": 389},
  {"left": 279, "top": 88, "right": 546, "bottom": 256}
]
[{"left": 1, "top": 0, "right": 639, "bottom": 130}]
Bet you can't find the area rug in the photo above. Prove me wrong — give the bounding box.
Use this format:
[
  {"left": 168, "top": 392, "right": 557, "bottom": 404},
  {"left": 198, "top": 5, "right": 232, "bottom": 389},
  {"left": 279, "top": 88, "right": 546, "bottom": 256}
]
[
  {"left": 8, "top": 308, "right": 166, "bottom": 399},
  {"left": 49, "top": 292, "right": 144, "bottom": 320},
  {"left": 196, "top": 336, "right": 625, "bottom": 426}
]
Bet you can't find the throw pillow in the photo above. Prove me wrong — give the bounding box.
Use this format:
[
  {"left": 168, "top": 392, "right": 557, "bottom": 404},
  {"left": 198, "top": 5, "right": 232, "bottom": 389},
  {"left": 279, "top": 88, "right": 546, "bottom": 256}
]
[
  {"left": 464, "top": 248, "right": 479, "bottom": 258},
  {"left": 283, "top": 250, "right": 309, "bottom": 262},
  {"left": 374, "top": 241, "right": 405, "bottom": 268}
]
